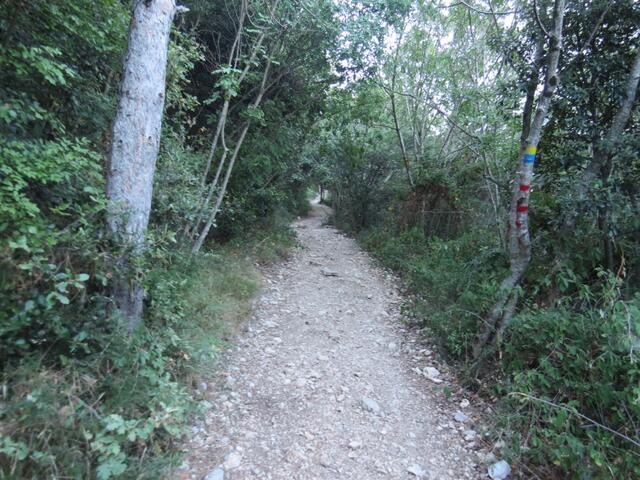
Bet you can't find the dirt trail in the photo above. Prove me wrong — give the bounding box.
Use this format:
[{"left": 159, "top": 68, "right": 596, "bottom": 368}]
[{"left": 178, "top": 202, "right": 484, "bottom": 480}]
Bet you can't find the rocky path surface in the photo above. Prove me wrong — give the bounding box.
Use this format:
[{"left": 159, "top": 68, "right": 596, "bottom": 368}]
[{"left": 178, "top": 202, "right": 487, "bottom": 480}]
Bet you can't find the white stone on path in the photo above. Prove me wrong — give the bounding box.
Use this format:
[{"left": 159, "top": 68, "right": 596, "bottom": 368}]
[
  {"left": 488, "top": 460, "right": 511, "bottom": 479},
  {"left": 408, "top": 463, "right": 427, "bottom": 477},
  {"left": 203, "top": 468, "right": 224, "bottom": 480}
]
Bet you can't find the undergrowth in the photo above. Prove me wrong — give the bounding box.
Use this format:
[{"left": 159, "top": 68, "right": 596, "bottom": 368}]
[{"left": 0, "top": 225, "right": 294, "bottom": 479}]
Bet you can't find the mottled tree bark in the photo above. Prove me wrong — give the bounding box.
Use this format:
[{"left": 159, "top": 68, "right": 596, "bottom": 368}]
[
  {"left": 473, "top": 0, "right": 566, "bottom": 360},
  {"left": 106, "top": 0, "right": 184, "bottom": 330}
]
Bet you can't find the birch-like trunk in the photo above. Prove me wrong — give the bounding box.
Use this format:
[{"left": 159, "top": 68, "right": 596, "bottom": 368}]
[
  {"left": 186, "top": 3, "right": 273, "bottom": 239},
  {"left": 106, "top": 0, "right": 183, "bottom": 330},
  {"left": 473, "top": 0, "right": 566, "bottom": 360},
  {"left": 191, "top": 59, "right": 274, "bottom": 254},
  {"left": 389, "top": 26, "right": 415, "bottom": 189}
]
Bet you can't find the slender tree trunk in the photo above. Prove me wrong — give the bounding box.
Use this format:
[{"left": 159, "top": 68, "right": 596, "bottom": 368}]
[
  {"left": 558, "top": 49, "right": 640, "bottom": 266},
  {"left": 390, "top": 89, "right": 414, "bottom": 188},
  {"left": 192, "top": 123, "right": 250, "bottom": 254},
  {"left": 520, "top": 36, "right": 545, "bottom": 149},
  {"left": 574, "top": 50, "right": 640, "bottom": 215},
  {"left": 191, "top": 59, "right": 273, "bottom": 254},
  {"left": 188, "top": 109, "right": 230, "bottom": 239},
  {"left": 198, "top": 0, "right": 253, "bottom": 188},
  {"left": 473, "top": 0, "right": 566, "bottom": 360},
  {"left": 389, "top": 25, "right": 415, "bottom": 189},
  {"left": 200, "top": 100, "right": 231, "bottom": 189},
  {"left": 106, "top": 0, "right": 184, "bottom": 331},
  {"left": 186, "top": 7, "right": 272, "bottom": 240}
]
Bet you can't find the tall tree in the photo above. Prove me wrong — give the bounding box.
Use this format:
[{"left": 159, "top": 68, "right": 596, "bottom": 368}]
[
  {"left": 473, "top": 0, "right": 566, "bottom": 360},
  {"left": 106, "top": 0, "right": 187, "bottom": 330}
]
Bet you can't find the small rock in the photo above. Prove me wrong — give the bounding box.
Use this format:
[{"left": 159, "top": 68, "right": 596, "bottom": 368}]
[
  {"left": 424, "top": 367, "right": 442, "bottom": 383},
  {"left": 203, "top": 468, "right": 224, "bottom": 480},
  {"left": 320, "top": 268, "right": 339, "bottom": 277},
  {"left": 476, "top": 451, "right": 497, "bottom": 465},
  {"left": 454, "top": 411, "right": 467, "bottom": 422},
  {"left": 459, "top": 398, "right": 470, "bottom": 408},
  {"left": 463, "top": 429, "right": 477, "bottom": 441},
  {"left": 198, "top": 382, "right": 208, "bottom": 392},
  {"left": 488, "top": 460, "right": 511, "bottom": 479},
  {"left": 223, "top": 452, "right": 242, "bottom": 470},
  {"left": 348, "top": 440, "right": 362, "bottom": 449},
  {"left": 407, "top": 463, "right": 427, "bottom": 477},
  {"left": 360, "top": 397, "right": 381, "bottom": 414}
]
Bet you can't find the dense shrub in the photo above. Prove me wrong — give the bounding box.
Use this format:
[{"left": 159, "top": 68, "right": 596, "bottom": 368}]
[{"left": 0, "top": 232, "right": 294, "bottom": 478}]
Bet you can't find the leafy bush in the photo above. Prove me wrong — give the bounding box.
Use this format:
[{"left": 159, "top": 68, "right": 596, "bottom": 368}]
[
  {"left": 0, "top": 230, "right": 287, "bottom": 478},
  {"left": 497, "top": 275, "right": 640, "bottom": 479},
  {"left": 360, "top": 226, "right": 503, "bottom": 358},
  {"left": 0, "top": 137, "right": 106, "bottom": 360}
]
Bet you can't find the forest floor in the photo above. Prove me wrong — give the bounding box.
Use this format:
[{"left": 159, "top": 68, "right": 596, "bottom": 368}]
[{"left": 176, "top": 201, "right": 488, "bottom": 480}]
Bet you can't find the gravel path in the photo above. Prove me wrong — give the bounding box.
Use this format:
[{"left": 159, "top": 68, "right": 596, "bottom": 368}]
[{"left": 177, "top": 202, "right": 485, "bottom": 480}]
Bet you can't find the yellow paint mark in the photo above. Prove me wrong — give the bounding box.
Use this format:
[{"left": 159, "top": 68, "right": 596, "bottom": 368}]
[{"left": 525, "top": 145, "right": 537, "bottom": 155}]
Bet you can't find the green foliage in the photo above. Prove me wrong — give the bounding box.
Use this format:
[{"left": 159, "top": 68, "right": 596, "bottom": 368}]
[
  {"left": 0, "top": 137, "right": 106, "bottom": 360},
  {"left": 498, "top": 278, "right": 640, "bottom": 478},
  {"left": 213, "top": 64, "right": 243, "bottom": 99},
  {"left": 166, "top": 30, "right": 205, "bottom": 116},
  {"left": 1, "top": 0, "right": 321, "bottom": 477},
  {"left": 0, "top": 229, "right": 292, "bottom": 478},
  {"left": 358, "top": 222, "right": 640, "bottom": 477},
  {"left": 360, "top": 226, "right": 503, "bottom": 357}
]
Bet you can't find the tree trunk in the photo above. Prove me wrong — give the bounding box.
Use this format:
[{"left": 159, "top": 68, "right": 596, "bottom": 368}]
[
  {"left": 186, "top": 3, "right": 272, "bottom": 240},
  {"left": 576, "top": 50, "right": 640, "bottom": 212},
  {"left": 106, "top": 0, "right": 184, "bottom": 331},
  {"left": 389, "top": 25, "right": 415, "bottom": 189},
  {"left": 191, "top": 58, "right": 274, "bottom": 254},
  {"left": 558, "top": 49, "right": 640, "bottom": 265},
  {"left": 473, "top": 0, "right": 566, "bottom": 361}
]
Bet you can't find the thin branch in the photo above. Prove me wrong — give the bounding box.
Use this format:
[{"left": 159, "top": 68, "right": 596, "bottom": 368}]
[
  {"left": 449, "top": 0, "right": 517, "bottom": 16},
  {"left": 532, "top": 0, "right": 551, "bottom": 39},
  {"left": 510, "top": 393, "right": 640, "bottom": 450}
]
